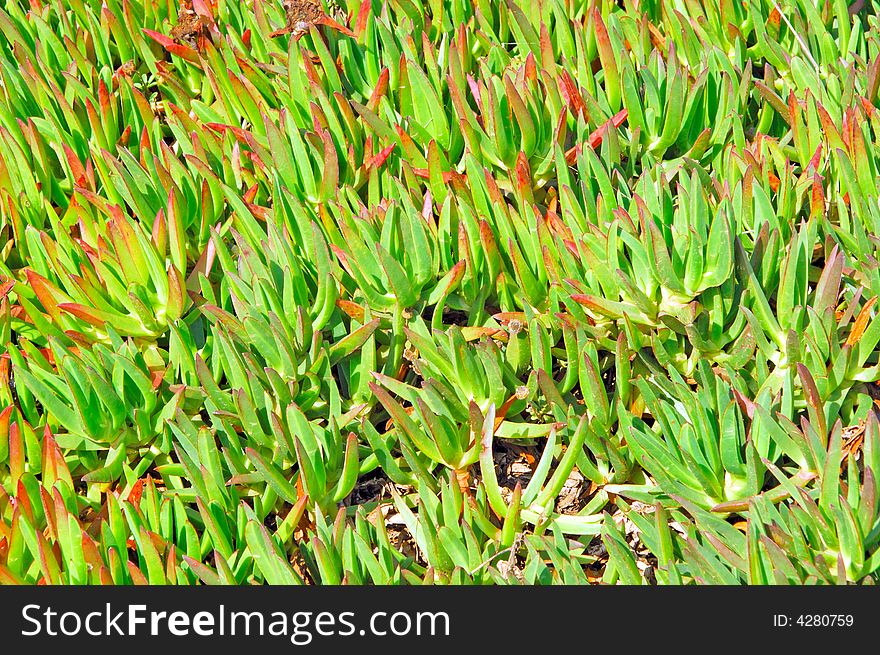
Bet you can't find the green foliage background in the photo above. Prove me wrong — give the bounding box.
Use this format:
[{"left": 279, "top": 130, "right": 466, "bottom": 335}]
[{"left": 1, "top": 0, "right": 880, "bottom": 584}]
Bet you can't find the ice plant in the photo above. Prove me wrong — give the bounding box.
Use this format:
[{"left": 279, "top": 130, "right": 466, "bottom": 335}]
[{"left": 1, "top": 0, "right": 880, "bottom": 586}]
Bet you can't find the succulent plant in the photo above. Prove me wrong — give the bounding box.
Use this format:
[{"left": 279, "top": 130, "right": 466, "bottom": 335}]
[{"left": 2, "top": 0, "right": 880, "bottom": 586}]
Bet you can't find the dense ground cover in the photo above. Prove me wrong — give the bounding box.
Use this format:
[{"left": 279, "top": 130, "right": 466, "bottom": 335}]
[{"left": 1, "top": 0, "right": 880, "bottom": 585}]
